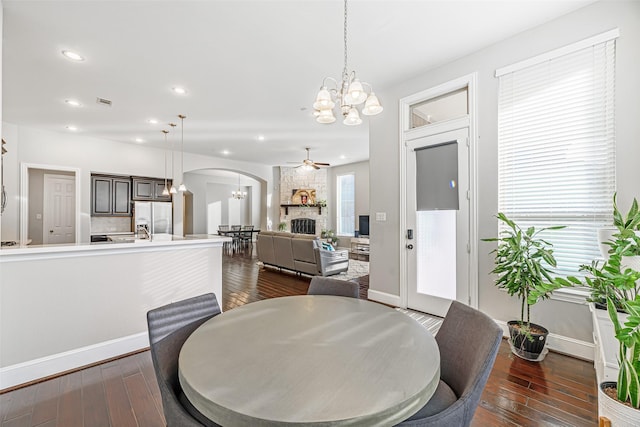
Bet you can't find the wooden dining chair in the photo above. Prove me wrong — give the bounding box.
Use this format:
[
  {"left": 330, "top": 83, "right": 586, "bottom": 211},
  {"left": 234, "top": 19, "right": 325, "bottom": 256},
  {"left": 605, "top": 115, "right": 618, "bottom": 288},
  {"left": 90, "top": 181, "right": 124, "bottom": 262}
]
[
  {"left": 147, "top": 293, "right": 222, "bottom": 427},
  {"left": 307, "top": 276, "right": 359, "bottom": 298},
  {"left": 395, "top": 301, "right": 502, "bottom": 427},
  {"left": 239, "top": 225, "right": 254, "bottom": 249}
]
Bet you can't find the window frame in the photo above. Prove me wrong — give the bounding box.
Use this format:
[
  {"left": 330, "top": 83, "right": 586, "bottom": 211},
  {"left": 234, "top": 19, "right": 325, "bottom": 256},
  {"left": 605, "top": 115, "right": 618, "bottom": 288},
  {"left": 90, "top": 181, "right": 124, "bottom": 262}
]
[{"left": 336, "top": 173, "right": 355, "bottom": 237}]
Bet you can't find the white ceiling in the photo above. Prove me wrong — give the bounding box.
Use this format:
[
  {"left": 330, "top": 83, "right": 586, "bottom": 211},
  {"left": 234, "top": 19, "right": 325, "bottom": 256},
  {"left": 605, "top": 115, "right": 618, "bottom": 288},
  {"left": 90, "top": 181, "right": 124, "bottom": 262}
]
[{"left": 2, "top": 0, "right": 595, "bottom": 167}]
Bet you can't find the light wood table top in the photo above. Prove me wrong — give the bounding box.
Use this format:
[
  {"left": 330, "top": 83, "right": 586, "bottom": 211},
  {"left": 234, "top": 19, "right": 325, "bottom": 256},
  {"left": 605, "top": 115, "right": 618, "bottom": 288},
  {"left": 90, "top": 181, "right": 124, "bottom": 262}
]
[{"left": 179, "top": 295, "right": 440, "bottom": 426}]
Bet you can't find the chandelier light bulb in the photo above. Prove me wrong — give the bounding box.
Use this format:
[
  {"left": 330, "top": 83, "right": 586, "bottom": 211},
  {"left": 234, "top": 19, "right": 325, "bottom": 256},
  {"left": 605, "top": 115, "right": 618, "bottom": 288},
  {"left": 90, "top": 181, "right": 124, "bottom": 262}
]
[
  {"left": 313, "top": 87, "right": 335, "bottom": 110},
  {"left": 345, "top": 79, "right": 366, "bottom": 105},
  {"left": 316, "top": 109, "right": 336, "bottom": 124},
  {"left": 362, "top": 92, "right": 384, "bottom": 116},
  {"left": 343, "top": 107, "right": 362, "bottom": 126}
]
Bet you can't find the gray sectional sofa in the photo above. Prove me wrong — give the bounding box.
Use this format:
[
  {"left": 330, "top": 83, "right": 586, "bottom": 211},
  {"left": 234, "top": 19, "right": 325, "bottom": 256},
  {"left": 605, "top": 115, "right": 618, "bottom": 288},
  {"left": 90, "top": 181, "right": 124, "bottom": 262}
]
[{"left": 256, "top": 231, "right": 349, "bottom": 276}]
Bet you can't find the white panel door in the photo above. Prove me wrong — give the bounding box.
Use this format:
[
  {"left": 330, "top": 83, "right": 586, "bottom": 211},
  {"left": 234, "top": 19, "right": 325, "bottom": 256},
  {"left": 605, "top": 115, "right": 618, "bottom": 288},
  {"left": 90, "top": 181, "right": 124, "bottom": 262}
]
[
  {"left": 43, "top": 174, "right": 75, "bottom": 244},
  {"left": 406, "top": 128, "right": 469, "bottom": 317}
]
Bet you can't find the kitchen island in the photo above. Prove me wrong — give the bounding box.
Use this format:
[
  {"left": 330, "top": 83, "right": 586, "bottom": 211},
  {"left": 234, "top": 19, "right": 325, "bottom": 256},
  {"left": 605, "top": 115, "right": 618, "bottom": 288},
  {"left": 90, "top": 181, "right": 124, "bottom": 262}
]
[{"left": 0, "top": 234, "right": 231, "bottom": 390}]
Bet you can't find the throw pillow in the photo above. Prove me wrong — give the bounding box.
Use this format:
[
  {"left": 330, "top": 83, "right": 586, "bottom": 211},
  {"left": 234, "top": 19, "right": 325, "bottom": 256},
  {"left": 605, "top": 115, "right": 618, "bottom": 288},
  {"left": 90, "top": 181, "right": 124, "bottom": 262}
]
[{"left": 321, "top": 242, "right": 335, "bottom": 251}]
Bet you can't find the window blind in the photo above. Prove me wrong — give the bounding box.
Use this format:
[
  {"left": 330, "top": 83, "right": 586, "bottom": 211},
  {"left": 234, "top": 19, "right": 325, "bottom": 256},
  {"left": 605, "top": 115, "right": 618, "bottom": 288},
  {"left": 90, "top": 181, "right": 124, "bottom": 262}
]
[
  {"left": 497, "top": 37, "right": 616, "bottom": 277},
  {"left": 337, "top": 174, "right": 355, "bottom": 236}
]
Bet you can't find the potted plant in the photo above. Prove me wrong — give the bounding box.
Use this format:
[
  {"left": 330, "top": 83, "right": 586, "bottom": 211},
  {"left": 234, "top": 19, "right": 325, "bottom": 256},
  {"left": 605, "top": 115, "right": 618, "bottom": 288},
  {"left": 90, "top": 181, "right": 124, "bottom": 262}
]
[
  {"left": 563, "top": 246, "right": 640, "bottom": 422},
  {"left": 484, "top": 213, "right": 568, "bottom": 361},
  {"left": 278, "top": 221, "right": 287, "bottom": 232}
]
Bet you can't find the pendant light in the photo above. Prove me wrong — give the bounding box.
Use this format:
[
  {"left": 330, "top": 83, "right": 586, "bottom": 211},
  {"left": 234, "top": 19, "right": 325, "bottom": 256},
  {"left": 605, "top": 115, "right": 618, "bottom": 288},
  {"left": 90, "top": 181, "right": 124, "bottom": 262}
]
[
  {"left": 312, "top": 0, "right": 383, "bottom": 125},
  {"left": 232, "top": 173, "right": 247, "bottom": 199},
  {"left": 161, "top": 130, "right": 170, "bottom": 196},
  {"left": 178, "top": 114, "right": 187, "bottom": 192},
  {"left": 168, "top": 122, "right": 178, "bottom": 194}
]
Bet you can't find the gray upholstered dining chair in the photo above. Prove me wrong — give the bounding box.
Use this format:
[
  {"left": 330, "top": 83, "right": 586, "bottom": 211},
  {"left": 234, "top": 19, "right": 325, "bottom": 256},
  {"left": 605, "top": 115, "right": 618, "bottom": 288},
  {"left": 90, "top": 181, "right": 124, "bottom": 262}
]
[
  {"left": 307, "top": 276, "right": 359, "bottom": 298},
  {"left": 147, "top": 293, "right": 222, "bottom": 427},
  {"left": 395, "top": 301, "right": 502, "bottom": 427}
]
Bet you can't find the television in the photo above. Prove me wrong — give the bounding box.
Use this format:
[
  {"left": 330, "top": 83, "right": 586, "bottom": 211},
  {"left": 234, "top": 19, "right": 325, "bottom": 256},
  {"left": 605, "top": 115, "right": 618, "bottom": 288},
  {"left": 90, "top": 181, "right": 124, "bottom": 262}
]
[{"left": 358, "top": 215, "right": 370, "bottom": 237}]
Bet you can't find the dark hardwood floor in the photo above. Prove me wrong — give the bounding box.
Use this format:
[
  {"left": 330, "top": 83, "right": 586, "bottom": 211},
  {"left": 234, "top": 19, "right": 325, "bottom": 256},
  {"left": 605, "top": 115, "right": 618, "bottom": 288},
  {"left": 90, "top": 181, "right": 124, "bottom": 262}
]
[{"left": 0, "top": 247, "right": 597, "bottom": 426}]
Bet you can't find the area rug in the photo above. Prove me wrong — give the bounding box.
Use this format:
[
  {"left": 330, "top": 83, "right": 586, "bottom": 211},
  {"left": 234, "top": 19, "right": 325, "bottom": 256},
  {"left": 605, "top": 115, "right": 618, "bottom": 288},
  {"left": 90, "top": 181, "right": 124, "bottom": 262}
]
[
  {"left": 332, "top": 259, "right": 369, "bottom": 281},
  {"left": 395, "top": 308, "right": 443, "bottom": 335}
]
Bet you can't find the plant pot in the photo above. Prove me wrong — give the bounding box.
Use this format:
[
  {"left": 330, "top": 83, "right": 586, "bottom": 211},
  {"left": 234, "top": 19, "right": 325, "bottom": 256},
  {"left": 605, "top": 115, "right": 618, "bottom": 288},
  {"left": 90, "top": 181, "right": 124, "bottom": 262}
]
[
  {"left": 598, "top": 227, "right": 618, "bottom": 260},
  {"left": 507, "top": 321, "right": 549, "bottom": 361},
  {"left": 598, "top": 381, "right": 640, "bottom": 425}
]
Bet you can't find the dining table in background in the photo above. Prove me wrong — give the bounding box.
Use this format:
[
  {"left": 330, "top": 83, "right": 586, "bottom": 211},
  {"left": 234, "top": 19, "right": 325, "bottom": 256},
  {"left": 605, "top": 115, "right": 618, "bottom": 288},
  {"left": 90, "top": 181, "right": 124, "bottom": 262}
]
[{"left": 178, "top": 295, "right": 440, "bottom": 426}]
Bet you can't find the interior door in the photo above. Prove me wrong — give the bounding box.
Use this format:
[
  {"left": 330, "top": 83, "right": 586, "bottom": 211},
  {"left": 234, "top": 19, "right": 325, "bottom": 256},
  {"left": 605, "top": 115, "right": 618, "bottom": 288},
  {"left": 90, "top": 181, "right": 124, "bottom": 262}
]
[
  {"left": 406, "top": 128, "right": 469, "bottom": 316},
  {"left": 43, "top": 174, "right": 75, "bottom": 244}
]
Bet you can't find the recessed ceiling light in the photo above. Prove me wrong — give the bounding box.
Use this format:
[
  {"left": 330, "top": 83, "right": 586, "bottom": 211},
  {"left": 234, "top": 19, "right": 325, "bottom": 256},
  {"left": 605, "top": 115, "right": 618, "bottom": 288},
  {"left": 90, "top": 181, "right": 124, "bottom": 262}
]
[
  {"left": 65, "top": 125, "right": 78, "bottom": 131},
  {"left": 340, "top": 155, "right": 346, "bottom": 159},
  {"left": 61, "top": 50, "right": 84, "bottom": 61},
  {"left": 172, "top": 87, "right": 188, "bottom": 95},
  {"left": 147, "top": 119, "right": 159, "bottom": 124},
  {"left": 222, "top": 150, "right": 230, "bottom": 155},
  {"left": 65, "top": 99, "right": 82, "bottom": 107},
  {"left": 257, "top": 135, "right": 265, "bottom": 141},
  {"left": 135, "top": 138, "right": 145, "bottom": 143}
]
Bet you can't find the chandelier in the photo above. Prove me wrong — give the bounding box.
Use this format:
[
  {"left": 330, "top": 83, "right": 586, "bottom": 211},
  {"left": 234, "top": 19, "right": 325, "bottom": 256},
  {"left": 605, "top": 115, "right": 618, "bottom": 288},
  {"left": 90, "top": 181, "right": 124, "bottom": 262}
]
[
  {"left": 232, "top": 173, "right": 247, "bottom": 200},
  {"left": 313, "top": 0, "right": 383, "bottom": 126}
]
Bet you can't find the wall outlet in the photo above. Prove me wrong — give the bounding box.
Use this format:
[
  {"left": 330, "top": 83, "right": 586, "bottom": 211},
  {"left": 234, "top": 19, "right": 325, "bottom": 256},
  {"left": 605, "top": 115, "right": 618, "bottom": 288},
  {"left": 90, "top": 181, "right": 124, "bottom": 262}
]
[
  {"left": 375, "top": 212, "right": 386, "bottom": 221},
  {"left": 35, "top": 213, "right": 42, "bottom": 220}
]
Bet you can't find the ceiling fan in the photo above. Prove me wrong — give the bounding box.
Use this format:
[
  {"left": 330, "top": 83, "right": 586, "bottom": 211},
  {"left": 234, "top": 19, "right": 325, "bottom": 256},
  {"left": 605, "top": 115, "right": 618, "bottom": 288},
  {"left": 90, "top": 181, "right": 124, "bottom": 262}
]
[{"left": 288, "top": 148, "right": 330, "bottom": 170}]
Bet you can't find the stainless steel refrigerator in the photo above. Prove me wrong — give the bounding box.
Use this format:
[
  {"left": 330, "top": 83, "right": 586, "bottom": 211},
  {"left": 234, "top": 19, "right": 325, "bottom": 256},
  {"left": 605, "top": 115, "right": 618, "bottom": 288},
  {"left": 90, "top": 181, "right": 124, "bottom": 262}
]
[{"left": 134, "top": 201, "right": 173, "bottom": 235}]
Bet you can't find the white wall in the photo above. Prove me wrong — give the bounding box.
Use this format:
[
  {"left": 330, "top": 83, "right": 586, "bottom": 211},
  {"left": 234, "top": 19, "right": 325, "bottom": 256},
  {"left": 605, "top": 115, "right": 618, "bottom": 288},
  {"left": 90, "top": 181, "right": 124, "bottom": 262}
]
[
  {"left": 185, "top": 171, "right": 260, "bottom": 234},
  {"left": 369, "top": 1, "right": 640, "bottom": 347},
  {"left": 0, "top": 123, "right": 274, "bottom": 242}
]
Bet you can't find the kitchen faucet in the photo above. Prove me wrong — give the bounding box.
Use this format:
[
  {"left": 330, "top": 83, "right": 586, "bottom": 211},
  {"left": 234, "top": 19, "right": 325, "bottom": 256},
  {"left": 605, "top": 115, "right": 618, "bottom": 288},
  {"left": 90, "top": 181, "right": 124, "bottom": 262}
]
[{"left": 137, "top": 224, "right": 151, "bottom": 240}]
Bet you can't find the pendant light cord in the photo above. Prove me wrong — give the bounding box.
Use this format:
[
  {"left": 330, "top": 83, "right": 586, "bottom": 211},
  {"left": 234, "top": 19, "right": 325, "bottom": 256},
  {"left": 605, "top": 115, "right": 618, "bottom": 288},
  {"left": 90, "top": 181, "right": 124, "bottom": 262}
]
[{"left": 342, "top": 0, "right": 349, "bottom": 83}]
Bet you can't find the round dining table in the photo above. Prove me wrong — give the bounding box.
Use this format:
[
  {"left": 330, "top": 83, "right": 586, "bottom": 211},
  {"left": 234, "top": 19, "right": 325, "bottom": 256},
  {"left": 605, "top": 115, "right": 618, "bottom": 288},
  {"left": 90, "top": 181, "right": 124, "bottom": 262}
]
[{"left": 178, "top": 295, "right": 440, "bottom": 427}]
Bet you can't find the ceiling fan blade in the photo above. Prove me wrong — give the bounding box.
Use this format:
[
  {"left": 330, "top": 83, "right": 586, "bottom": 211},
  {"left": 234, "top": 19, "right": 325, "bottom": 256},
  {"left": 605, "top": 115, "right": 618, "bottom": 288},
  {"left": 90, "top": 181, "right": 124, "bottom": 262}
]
[
  {"left": 314, "top": 162, "right": 330, "bottom": 166},
  {"left": 312, "top": 164, "right": 320, "bottom": 170},
  {"left": 286, "top": 161, "right": 300, "bottom": 164}
]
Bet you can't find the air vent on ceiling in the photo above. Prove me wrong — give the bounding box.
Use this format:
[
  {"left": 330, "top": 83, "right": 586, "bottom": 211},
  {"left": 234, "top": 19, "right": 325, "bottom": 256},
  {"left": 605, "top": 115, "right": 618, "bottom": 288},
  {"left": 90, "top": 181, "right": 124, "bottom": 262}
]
[{"left": 96, "top": 97, "right": 112, "bottom": 107}]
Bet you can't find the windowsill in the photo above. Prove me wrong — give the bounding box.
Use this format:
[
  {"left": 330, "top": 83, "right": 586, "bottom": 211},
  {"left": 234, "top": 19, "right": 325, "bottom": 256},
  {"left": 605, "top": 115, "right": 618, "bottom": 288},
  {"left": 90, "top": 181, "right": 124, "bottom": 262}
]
[{"left": 548, "top": 287, "right": 589, "bottom": 305}]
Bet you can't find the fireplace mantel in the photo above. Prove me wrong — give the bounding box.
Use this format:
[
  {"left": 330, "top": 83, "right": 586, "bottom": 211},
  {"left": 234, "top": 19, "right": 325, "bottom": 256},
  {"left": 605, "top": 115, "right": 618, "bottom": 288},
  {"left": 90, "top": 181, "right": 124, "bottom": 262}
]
[{"left": 280, "top": 204, "right": 323, "bottom": 215}]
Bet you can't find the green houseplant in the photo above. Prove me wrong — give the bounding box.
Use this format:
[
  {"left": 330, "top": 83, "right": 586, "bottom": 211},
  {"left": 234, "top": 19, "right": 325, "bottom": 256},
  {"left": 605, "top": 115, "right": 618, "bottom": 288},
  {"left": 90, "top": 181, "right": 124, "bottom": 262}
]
[
  {"left": 555, "top": 195, "right": 640, "bottom": 418},
  {"left": 484, "top": 213, "right": 568, "bottom": 361}
]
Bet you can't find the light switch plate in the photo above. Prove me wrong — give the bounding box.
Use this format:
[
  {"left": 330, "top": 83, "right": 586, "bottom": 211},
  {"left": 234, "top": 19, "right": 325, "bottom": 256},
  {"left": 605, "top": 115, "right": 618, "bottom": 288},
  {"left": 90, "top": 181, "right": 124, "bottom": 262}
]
[{"left": 375, "top": 212, "right": 386, "bottom": 221}]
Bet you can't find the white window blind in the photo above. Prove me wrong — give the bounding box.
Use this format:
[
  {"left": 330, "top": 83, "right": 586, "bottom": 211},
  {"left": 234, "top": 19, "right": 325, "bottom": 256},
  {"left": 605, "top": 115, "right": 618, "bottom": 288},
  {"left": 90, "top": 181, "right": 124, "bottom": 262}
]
[
  {"left": 497, "top": 36, "right": 616, "bottom": 278},
  {"left": 337, "top": 174, "right": 355, "bottom": 236}
]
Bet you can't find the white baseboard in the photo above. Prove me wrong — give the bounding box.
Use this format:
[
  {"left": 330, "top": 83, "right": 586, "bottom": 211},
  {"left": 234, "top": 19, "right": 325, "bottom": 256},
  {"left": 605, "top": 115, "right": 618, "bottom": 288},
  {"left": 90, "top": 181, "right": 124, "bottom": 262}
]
[
  {"left": 0, "top": 332, "right": 149, "bottom": 390},
  {"left": 367, "top": 289, "right": 401, "bottom": 307},
  {"left": 494, "top": 320, "right": 594, "bottom": 361}
]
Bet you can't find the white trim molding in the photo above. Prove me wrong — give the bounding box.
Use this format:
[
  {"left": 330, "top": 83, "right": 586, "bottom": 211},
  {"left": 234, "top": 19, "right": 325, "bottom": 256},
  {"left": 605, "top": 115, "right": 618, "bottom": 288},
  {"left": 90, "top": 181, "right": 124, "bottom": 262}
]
[
  {"left": 0, "top": 332, "right": 149, "bottom": 391},
  {"left": 496, "top": 28, "right": 619, "bottom": 77},
  {"left": 493, "top": 319, "right": 594, "bottom": 361},
  {"left": 367, "top": 289, "right": 402, "bottom": 308}
]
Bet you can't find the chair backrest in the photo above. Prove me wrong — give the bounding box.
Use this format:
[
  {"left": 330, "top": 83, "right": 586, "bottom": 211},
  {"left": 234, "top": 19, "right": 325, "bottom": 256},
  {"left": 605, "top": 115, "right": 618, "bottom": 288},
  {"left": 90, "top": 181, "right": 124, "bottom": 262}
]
[
  {"left": 218, "top": 225, "right": 229, "bottom": 231},
  {"left": 424, "top": 301, "right": 502, "bottom": 426},
  {"left": 147, "top": 293, "right": 222, "bottom": 427},
  {"left": 231, "top": 225, "right": 241, "bottom": 231},
  {"left": 307, "top": 276, "right": 359, "bottom": 298},
  {"left": 241, "top": 225, "right": 254, "bottom": 238}
]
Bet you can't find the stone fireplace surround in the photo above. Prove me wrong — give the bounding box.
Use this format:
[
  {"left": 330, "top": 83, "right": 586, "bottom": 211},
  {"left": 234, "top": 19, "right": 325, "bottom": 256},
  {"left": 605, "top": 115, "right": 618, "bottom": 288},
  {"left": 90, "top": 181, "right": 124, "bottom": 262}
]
[{"left": 279, "top": 167, "right": 327, "bottom": 234}]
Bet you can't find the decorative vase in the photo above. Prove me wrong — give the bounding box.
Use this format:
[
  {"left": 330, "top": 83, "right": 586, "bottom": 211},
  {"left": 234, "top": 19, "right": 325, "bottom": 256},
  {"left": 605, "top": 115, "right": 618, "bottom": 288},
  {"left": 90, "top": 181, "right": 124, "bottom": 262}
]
[
  {"left": 507, "top": 321, "right": 549, "bottom": 361},
  {"left": 598, "top": 227, "right": 618, "bottom": 260},
  {"left": 598, "top": 381, "right": 640, "bottom": 426}
]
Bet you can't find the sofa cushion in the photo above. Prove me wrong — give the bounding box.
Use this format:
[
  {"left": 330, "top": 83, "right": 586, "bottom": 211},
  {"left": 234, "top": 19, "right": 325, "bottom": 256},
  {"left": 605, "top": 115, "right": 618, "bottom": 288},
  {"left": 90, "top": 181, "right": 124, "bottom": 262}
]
[{"left": 273, "top": 234, "right": 295, "bottom": 270}]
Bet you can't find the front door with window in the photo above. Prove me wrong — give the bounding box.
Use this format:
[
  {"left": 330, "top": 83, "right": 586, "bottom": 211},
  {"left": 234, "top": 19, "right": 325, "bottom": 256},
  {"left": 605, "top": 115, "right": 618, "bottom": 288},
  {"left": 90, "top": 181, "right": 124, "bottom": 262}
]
[{"left": 406, "top": 128, "right": 469, "bottom": 316}]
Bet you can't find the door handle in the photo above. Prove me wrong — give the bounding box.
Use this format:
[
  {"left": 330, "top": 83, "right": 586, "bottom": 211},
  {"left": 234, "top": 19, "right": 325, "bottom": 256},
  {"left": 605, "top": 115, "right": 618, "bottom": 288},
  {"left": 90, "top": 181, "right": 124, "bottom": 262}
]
[
  {"left": 406, "top": 244, "right": 414, "bottom": 250},
  {"left": 49, "top": 230, "right": 54, "bottom": 233}
]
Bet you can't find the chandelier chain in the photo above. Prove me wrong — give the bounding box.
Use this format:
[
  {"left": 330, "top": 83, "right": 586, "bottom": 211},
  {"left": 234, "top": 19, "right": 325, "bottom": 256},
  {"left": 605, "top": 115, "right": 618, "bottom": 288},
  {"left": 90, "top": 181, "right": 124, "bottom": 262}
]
[{"left": 342, "top": 0, "right": 349, "bottom": 82}]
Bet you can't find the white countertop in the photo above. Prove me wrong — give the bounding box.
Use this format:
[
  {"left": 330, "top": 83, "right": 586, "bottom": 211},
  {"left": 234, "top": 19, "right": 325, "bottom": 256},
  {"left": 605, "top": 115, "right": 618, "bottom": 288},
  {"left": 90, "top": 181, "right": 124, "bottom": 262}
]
[{"left": 0, "top": 234, "right": 231, "bottom": 259}]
